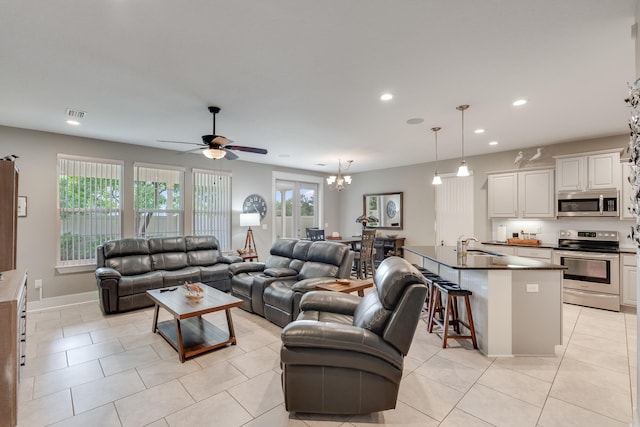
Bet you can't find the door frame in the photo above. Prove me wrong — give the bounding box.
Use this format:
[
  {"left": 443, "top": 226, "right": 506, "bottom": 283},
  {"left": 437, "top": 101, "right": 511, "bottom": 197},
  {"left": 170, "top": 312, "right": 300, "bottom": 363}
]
[{"left": 272, "top": 171, "right": 324, "bottom": 241}]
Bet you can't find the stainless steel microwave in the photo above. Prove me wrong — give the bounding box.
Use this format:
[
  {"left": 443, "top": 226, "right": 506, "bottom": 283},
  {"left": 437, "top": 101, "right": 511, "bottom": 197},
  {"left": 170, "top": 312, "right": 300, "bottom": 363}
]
[{"left": 557, "top": 191, "right": 619, "bottom": 217}]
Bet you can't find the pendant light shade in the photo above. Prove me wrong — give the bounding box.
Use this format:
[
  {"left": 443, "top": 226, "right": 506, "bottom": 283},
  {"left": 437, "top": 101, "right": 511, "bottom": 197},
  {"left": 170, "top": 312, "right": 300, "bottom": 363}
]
[
  {"left": 456, "top": 104, "right": 470, "bottom": 177},
  {"left": 431, "top": 126, "right": 442, "bottom": 185}
]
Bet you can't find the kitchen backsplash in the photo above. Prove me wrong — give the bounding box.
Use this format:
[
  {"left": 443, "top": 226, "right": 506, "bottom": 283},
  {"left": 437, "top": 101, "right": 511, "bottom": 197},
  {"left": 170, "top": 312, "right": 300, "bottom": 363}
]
[{"left": 491, "top": 218, "right": 637, "bottom": 249}]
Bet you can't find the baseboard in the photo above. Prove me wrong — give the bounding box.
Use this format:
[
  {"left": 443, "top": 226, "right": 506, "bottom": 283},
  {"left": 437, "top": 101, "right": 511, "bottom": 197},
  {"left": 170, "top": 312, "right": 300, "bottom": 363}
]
[{"left": 27, "top": 290, "right": 99, "bottom": 312}]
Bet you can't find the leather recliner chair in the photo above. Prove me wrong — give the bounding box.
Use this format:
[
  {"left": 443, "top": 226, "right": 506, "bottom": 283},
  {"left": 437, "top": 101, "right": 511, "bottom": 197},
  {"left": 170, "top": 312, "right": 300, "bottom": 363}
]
[{"left": 280, "top": 256, "right": 427, "bottom": 414}]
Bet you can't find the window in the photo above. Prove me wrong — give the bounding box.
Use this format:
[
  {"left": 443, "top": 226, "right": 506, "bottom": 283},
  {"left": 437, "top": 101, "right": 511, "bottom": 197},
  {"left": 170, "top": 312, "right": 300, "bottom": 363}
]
[
  {"left": 134, "top": 163, "right": 184, "bottom": 237},
  {"left": 193, "top": 169, "right": 232, "bottom": 249},
  {"left": 57, "top": 155, "right": 123, "bottom": 266}
]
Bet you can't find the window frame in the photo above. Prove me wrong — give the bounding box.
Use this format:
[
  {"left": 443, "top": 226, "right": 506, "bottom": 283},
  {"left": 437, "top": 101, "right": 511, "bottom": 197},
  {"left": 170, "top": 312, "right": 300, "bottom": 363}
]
[
  {"left": 133, "top": 162, "right": 185, "bottom": 238},
  {"left": 56, "top": 154, "right": 123, "bottom": 271},
  {"left": 192, "top": 168, "right": 232, "bottom": 250}
]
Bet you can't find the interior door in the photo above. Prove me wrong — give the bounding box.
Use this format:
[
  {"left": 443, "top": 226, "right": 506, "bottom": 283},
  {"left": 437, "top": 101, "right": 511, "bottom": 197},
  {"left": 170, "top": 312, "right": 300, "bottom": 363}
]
[
  {"left": 275, "top": 180, "right": 319, "bottom": 238},
  {"left": 435, "top": 173, "right": 474, "bottom": 246}
]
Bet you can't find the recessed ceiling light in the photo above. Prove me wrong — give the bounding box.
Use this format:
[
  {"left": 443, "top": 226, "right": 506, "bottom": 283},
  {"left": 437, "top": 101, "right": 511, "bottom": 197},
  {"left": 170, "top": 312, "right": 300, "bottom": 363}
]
[
  {"left": 406, "top": 118, "right": 424, "bottom": 125},
  {"left": 512, "top": 99, "right": 527, "bottom": 106},
  {"left": 474, "top": 129, "right": 485, "bottom": 134},
  {"left": 380, "top": 93, "right": 393, "bottom": 101},
  {"left": 489, "top": 141, "right": 498, "bottom": 146},
  {"left": 66, "top": 120, "right": 80, "bottom": 126}
]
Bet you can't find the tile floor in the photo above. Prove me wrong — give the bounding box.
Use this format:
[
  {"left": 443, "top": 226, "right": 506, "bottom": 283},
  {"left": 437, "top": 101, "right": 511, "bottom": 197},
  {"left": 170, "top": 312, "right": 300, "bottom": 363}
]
[{"left": 17, "top": 301, "right": 637, "bottom": 427}]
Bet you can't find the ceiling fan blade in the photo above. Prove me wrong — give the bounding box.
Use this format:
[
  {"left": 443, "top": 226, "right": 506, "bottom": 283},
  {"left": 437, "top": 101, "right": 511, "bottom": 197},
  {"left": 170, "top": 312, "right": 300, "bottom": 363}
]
[
  {"left": 222, "top": 149, "right": 239, "bottom": 160},
  {"left": 225, "top": 145, "right": 268, "bottom": 155},
  {"left": 157, "top": 139, "right": 203, "bottom": 146},
  {"left": 202, "top": 135, "right": 233, "bottom": 145},
  {"left": 177, "top": 147, "right": 205, "bottom": 155}
]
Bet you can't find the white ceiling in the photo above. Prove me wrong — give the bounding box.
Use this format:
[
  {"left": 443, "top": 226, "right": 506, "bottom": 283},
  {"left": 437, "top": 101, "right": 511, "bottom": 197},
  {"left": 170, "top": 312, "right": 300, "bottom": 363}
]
[{"left": 0, "top": 1, "right": 637, "bottom": 173}]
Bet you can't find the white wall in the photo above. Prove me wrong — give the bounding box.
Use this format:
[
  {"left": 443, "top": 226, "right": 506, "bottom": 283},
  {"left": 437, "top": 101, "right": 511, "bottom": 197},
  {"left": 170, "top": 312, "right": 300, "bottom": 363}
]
[{"left": 0, "top": 124, "right": 628, "bottom": 303}]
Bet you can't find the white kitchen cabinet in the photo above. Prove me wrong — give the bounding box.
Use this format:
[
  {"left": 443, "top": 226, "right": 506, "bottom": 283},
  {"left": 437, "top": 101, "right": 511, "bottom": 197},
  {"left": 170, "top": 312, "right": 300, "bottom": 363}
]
[
  {"left": 515, "top": 246, "right": 552, "bottom": 261},
  {"left": 488, "top": 169, "right": 554, "bottom": 218},
  {"left": 555, "top": 151, "right": 620, "bottom": 192},
  {"left": 621, "top": 253, "right": 637, "bottom": 307},
  {"left": 621, "top": 161, "right": 636, "bottom": 219}
]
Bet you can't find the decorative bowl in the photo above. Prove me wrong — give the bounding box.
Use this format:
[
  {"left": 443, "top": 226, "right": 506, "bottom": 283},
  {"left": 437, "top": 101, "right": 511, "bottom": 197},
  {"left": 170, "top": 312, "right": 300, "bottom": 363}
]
[
  {"left": 183, "top": 282, "right": 204, "bottom": 300},
  {"left": 336, "top": 278, "right": 351, "bottom": 285},
  {"left": 386, "top": 234, "right": 398, "bottom": 239}
]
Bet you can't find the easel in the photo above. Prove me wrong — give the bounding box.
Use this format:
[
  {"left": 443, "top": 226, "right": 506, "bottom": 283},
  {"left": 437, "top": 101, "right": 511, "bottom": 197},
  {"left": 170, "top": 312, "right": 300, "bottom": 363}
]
[{"left": 241, "top": 227, "right": 259, "bottom": 261}]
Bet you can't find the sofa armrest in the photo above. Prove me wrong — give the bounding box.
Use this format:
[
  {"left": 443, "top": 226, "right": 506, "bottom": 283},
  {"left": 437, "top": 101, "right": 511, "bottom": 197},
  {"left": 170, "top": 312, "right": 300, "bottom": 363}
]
[
  {"left": 281, "top": 320, "right": 402, "bottom": 369},
  {"left": 264, "top": 267, "right": 298, "bottom": 278},
  {"left": 95, "top": 267, "right": 121, "bottom": 281},
  {"left": 291, "top": 277, "right": 336, "bottom": 293},
  {"left": 299, "top": 290, "right": 360, "bottom": 315},
  {"left": 218, "top": 255, "right": 243, "bottom": 264},
  {"left": 228, "top": 262, "right": 265, "bottom": 275}
]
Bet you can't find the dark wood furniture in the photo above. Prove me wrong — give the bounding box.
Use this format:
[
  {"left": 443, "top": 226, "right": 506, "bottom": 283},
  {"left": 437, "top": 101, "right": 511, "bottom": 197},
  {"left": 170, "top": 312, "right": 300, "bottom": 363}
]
[
  {"left": 147, "top": 285, "right": 243, "bottom": 362},
  {"left": 374, "top": 236, "right": 405, "bottom": 265},
  {"left": 0, "top": 161, "right": 19, "bottom": 272},
  {"left": 315, "top": 278, "right": 374, "bottom": 297},
  {"left": 0, "top": 269, "right": 27, "bottom": 427}
]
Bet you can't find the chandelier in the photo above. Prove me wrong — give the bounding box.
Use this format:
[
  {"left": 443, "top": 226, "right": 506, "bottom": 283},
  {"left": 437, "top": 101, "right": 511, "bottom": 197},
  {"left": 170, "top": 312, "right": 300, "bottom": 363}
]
[{"left": 326, "top": 159, "right": 353, "bottom": 191}]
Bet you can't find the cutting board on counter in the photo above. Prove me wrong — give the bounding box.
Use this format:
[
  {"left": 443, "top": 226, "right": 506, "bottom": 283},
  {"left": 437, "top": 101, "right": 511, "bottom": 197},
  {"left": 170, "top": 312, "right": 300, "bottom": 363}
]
[{"left": 507, "top": 238, "right": 541, "bottom": 246}]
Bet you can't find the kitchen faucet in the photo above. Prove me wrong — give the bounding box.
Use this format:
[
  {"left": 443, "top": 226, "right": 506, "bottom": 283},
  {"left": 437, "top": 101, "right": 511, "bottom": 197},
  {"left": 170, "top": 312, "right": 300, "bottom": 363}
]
[{"left": 456, "top": 235, "right": 478, "bottom": 255}]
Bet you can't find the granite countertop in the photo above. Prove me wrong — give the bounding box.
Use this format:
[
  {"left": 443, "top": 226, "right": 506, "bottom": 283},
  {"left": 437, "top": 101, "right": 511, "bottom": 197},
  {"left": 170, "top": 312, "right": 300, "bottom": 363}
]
[
  {"left": 404, "top": 245, "right": 566, "bottom": 270},
  {"left": 481, "top": 240, "right": 556, "bottom": 249},
  {"left": 483, "top": 240, "right": 637, "bottom": 254}
]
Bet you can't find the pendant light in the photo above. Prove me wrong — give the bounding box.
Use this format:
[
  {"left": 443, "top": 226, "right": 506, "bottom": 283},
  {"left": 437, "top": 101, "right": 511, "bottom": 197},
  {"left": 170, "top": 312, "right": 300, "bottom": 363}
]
[
  {"left": 431, "top": 127, "right": 442, "bottom": 185},
  {"left": 456, "top": 104, "right": 470, "bottom": 177}
]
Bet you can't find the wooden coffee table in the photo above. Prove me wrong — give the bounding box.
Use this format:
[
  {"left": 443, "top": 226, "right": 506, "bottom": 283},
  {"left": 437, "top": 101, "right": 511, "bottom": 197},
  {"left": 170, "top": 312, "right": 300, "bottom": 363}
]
[
  {"left": 315, "top": 278, "right": 374, "bottom": 297},
  {"left": 146, "top": 285, "right": 243, "bottom": 362}
]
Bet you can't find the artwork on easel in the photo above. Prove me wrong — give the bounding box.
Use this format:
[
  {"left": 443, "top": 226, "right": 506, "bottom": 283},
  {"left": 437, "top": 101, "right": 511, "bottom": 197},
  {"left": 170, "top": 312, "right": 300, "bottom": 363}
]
[{"left": 17, "top": 196, "right": 27, "bottom": 217}]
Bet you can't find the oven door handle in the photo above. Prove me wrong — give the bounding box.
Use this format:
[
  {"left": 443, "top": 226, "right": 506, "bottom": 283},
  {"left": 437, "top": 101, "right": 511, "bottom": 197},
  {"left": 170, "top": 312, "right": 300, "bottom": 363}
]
[{"left": 554, "top": 250, "right": 619, "bottom": 260}]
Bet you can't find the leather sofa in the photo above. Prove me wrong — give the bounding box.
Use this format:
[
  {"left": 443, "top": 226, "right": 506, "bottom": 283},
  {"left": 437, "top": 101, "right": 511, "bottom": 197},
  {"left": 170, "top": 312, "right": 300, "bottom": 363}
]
[
  {"left": 280, "top": 256, "right": 428, "bottom": 414},
  {"left": 229, "top": 238, "right": 354, "bottom": 327},
  {"left": 95, "top": 235, "right": 242, "bottom": 314}
]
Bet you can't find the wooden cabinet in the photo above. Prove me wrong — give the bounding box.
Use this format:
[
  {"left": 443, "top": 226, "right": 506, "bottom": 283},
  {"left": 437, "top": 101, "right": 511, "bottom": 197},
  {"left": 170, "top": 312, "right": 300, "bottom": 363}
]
[
  {"left": 621, "top": 253, "right": 637, "bottom": 307},
  {"left": 488, "top": 169, "right": 554, "bottom": 218},
  {"left": 374, "top": 236, "right": 405, "bottom": 265},
  {"left": 0, "top": 161, "right": 19, "bottom": 272},
  {"left": 555, "top": 151, "right": 620, "bottom": 192},
  {"left": 0, "top": 269, "right": 27, "bottom": 427}
]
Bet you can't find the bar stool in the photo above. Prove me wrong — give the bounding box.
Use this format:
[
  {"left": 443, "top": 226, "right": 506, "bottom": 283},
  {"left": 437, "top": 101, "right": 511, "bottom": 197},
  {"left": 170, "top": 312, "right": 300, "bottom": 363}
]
[{"left": 428, "top": 281, "right": 478, "bottom": 349}]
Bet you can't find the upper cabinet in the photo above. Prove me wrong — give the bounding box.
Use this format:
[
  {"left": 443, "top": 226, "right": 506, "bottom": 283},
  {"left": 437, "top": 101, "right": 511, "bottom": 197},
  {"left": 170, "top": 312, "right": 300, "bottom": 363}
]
[
  {"left": 555, "top": 151, "right": 620, "bottom": 193},
  {"left": 488, "top": 169, "right": 554, "bottom": 218}
]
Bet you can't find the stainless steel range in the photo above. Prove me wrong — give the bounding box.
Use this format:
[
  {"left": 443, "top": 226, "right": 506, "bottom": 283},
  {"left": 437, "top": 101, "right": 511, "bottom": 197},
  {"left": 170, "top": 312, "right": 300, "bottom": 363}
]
[{"left": 553, "top": 229, "right": 620, "bottom": 311}]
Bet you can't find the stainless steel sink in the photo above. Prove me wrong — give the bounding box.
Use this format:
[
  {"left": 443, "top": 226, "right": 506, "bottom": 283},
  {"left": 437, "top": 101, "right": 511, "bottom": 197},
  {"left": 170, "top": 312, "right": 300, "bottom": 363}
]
[{"left": 465, "top": 249, "right": 503, "bottom": 256}]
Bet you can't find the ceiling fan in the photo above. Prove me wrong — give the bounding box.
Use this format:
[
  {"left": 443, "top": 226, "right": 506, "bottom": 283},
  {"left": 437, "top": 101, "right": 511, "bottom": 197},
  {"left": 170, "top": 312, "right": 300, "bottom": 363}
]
[{"left": 158, "top": 106, "right": 268, "bottom": 160}]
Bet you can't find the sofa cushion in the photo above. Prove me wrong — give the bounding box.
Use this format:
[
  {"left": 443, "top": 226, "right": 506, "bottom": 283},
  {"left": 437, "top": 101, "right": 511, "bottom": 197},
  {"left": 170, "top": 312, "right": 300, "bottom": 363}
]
[
  {"left": 198, "top": 263, "right": 230, "bottom": 283},
  {"left": 161, "top": 267, "right": 201, "bottom": 287},
  {"left": 151, "top": 252, "right": 189, "bottom": 271},
  {"left": 118, "top": 271, "right": 164, "bottom": 296},
  {"left": 264, "top": 239, "right": 298, "bottom": 269},
  {"left": 186, "top": 236, "right": 221, "bottom": 266},
  {"left": 103, "top": 238, "right": 149, "bottom": 258},
  {"left": 105, "top": 255, "right": 152, "bottom": 276},
  {"left": 352, "top": 291, "right": 392, "bottom": 335},
  {"left": 148, "top": 237, "right": 187, "bottom": 253}
]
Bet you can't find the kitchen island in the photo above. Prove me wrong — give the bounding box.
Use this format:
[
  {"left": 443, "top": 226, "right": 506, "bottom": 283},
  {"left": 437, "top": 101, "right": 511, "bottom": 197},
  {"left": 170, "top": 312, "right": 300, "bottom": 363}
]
[{"left": 404, "top": 245, "right": 566, "bottom": 357}]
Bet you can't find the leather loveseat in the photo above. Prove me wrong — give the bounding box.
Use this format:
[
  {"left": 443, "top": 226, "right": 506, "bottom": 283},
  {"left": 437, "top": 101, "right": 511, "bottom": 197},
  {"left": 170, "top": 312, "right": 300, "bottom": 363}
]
[
  {"left": 95, "top": 235, "right": 242, "bottom": 314},
  {"left": 280, "top": 256, "right": 428, "bottom": 414},
  {"left": 228, "top": 238, "right": 354, "bottom": 327}
]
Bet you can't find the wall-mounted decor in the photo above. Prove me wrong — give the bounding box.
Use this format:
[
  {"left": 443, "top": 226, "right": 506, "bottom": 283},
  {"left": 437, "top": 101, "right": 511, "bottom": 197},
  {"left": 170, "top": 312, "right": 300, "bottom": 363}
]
[
  {"left": 17, "top": 196, "right": 26, "bottom": 217},
  {"left": 363, "top": 192, "right": 403, "bottom": 230},
  {"left": 243, "top": 194, "right": 267, "bottom": 220}
]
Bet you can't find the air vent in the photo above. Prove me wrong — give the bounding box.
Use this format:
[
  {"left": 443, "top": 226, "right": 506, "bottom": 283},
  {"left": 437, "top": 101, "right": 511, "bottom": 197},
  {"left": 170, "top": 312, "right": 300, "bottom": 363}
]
[{"left": 66, "top": 108, "right": 87, "bottom": 119}]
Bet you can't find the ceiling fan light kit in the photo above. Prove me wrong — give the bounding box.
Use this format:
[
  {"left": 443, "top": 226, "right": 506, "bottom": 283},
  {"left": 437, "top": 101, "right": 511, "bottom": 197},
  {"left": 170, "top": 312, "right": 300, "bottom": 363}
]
[
  {"left": 202, "top": 148, "right": 226, "bottom": 159},
  {"left": 456, "top": 104, "right": 471, "bottom": 177}
]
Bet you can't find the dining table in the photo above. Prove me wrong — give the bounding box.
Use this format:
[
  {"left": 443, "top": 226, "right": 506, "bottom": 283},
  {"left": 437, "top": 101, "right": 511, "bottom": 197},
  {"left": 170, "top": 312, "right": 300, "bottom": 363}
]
[{"left": 327, "top": 236, "right": 361, "bottom": 250}]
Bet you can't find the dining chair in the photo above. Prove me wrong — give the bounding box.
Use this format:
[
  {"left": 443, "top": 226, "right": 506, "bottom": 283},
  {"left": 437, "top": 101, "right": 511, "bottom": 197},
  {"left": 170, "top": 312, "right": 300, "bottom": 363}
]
[
  {"left": 306, "top": 228, "right": 325, "bottom": 241},
  {"left": 354, "top": 228, "right": 376, "bottom": 279}
]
